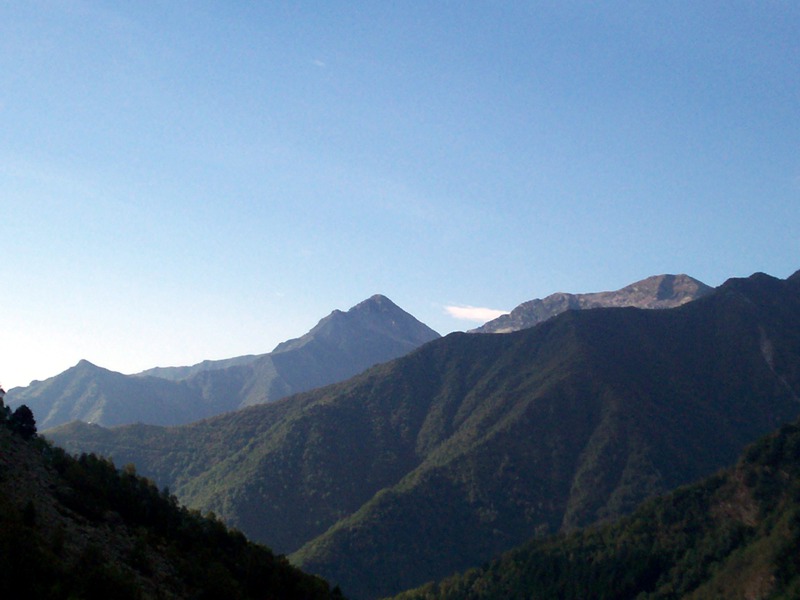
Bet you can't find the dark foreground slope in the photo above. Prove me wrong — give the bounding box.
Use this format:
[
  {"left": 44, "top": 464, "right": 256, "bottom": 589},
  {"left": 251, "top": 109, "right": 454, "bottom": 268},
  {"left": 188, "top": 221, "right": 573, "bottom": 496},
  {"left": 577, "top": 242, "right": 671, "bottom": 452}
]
[
  {"left": 0, "top": 422, "right": 343, "bottom": 599},
  {"left": 393, "top": 419, "right": 800, "bottom": 600},
  {"left": 49, "top": 271, "right": 800, "bottom": 599}
]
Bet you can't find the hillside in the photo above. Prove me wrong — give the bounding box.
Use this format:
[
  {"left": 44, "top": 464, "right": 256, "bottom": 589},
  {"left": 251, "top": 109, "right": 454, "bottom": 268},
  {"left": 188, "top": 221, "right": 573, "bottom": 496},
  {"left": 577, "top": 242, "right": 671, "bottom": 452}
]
[
  {"left": 471, "top": 273, "right": 712, "bottom": 333},
  {"left": 0, "top": 407, "right": 344, "bottom": 599},
  {"left": 9, "top": 294, "right": 439, "bottom": 428},
  {"left": 392, "top": 419, "right": 800, "bottom": 599},
  {"left": 47, "top": 270, "right": 800, "bottom": 599}
]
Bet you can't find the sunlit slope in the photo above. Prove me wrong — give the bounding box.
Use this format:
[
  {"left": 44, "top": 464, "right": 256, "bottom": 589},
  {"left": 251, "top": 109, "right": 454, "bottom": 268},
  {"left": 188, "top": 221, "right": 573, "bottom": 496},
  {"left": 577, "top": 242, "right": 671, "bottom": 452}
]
[{"left": 472, "top": 273, "right": 712, "bottom": 334}]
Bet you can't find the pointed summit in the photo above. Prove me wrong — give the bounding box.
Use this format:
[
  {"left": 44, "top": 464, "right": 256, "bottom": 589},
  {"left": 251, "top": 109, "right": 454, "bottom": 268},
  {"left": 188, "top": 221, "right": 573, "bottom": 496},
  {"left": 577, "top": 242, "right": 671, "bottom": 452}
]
[
  {"left": 231, "top": 294, "right": 439, "bottom": 408},
  {"left": 273, "top": 294, "right": 439, "bottom": 354},
  {"left": 73, "top": 359, "right": 105, "bottom": 372},
  {"left": 356, "top": 293, "right": 395, "bottom": 307},
  {"left": 10, "top": 295, "right": 441, "bottom": 427},
  {"left": 348, "top": 293, "right": 406, "bottom": 316}
]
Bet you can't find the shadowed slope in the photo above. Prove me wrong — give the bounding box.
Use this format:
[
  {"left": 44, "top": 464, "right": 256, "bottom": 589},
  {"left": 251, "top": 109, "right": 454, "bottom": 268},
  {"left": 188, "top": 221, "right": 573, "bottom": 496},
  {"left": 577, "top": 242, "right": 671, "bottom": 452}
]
[
  {"left": 0, "top": 423, "right": 343, "bottom": 599},
  {"left": 393, "top": 419, "right": 800, "bottom": 600},
  {"left": 48, "top": 270, "right": 800, "bottom": 599}
]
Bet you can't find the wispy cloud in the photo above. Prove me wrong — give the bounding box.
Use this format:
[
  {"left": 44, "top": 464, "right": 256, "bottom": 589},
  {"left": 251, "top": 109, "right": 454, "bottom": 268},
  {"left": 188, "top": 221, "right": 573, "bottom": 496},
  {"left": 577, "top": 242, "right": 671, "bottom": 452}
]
[{"left": 444, "top": 305, "right": 508, "bottom": 323}]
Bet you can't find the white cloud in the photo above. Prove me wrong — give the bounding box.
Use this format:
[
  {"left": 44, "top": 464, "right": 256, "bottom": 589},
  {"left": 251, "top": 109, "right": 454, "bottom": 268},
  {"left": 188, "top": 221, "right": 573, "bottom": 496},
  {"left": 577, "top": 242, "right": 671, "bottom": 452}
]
[{"left": 444, "top": 305, "right": 508, "bottom": 323}]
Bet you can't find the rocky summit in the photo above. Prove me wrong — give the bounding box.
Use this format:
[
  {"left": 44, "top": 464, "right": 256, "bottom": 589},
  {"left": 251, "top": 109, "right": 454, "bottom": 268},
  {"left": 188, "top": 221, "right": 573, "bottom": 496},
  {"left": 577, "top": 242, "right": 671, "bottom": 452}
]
[{"left": 471, "top": 273, "right": 713, "bottom": 334}]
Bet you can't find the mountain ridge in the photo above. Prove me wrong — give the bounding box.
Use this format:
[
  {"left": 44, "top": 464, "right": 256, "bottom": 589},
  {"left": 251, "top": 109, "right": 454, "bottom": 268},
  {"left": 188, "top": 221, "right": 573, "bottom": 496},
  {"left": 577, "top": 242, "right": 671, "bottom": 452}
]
[
  {"left": 471, "top": 273, "right": 712, "bottom": 334},
  {"left": 136, "top": 354, "right": 263, "bottom": 382},
  {"left": 47, "top": 269, "right": 800, "bottom": 599},
  {"left": 8, "top": 294, "right": 439, "bottom": 429}
]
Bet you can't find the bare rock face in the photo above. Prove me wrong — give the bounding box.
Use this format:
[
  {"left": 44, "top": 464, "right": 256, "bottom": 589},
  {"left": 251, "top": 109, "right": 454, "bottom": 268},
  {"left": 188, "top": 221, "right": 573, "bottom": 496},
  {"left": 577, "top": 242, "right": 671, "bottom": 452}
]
[{"left": 471, "top": 274, "right": 713, "bottom": 334}]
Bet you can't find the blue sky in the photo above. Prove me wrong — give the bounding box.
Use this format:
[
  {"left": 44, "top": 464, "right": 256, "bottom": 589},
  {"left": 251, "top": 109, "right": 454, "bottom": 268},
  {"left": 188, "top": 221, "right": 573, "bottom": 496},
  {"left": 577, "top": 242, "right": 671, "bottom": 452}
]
[{"left": 2, "top": 1, "right": 799, "bottom": 388}]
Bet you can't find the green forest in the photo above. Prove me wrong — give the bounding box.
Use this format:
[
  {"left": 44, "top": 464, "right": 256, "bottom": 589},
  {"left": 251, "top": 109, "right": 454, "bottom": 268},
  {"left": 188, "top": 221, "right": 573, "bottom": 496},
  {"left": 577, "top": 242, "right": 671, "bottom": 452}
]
[
  {"left": 393, "top": 420, "right": 800, "bottom": 599},
  {"left": 0, "top": 399, "right": 344, "bottom": 600}
]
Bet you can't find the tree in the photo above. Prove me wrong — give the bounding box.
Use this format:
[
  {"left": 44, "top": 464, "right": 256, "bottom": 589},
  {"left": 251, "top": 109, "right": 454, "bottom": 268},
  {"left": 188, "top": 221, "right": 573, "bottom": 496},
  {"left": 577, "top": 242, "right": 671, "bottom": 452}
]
[
  {"left": 10, "top": 405, "right": 37, "bottom": 440},
  {"left": 0, "top": 386, "right": 9, "bottom": 422}
]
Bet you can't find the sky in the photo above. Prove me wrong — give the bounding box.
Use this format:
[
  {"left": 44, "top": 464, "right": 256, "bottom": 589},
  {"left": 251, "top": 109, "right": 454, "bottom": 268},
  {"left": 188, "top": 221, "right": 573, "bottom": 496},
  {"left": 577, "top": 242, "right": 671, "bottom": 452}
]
[{"left": 2, "top": 1, "right": 799, "bottom": 389}]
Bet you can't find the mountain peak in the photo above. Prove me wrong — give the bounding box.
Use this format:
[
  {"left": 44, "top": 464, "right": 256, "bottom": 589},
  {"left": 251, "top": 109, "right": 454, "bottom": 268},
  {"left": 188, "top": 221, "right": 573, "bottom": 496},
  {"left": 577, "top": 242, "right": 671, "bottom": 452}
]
[
  {"left": 272, "top": 295, "right": 439, "bottom": 356},
  {"left": 716, "top": 271, "right": 787, "bottom": 298},
  {"left": 75, "top": 359, "right": 100, "bottom": 370},
  {"left": 71, "top": 359, "right": 118, "bottom": 378},
  {"left": 366, "top": 293, "right": 393, "bottom": 304},
  {"left": 472, "top": 273, "right": 713, "bottom": 334},
  {"left": 350, "top": 294, "right": 401, "bottom": 314}
]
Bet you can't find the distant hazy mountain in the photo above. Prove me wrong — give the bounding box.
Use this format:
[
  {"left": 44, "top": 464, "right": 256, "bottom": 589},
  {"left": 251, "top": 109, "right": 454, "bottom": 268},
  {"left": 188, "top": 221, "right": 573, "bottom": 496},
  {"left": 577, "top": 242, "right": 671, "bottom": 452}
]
[
  {"left": 214, "top": 293, "right": 442, "bottom": 409},
  {"left": 48, "top": 270, "right": 800, "bottom": 599},
  {"left": 136, "top": 354, "right": 263, "bottom": 381},
  {"left": 471, "top": 273, "right": 712, "bottom": 333},
  {"left": 9, "top": 294, "right": 440, "bottom": 429},
  {"left": 6, "top": 360, "right": 209, "bottom": 429}
]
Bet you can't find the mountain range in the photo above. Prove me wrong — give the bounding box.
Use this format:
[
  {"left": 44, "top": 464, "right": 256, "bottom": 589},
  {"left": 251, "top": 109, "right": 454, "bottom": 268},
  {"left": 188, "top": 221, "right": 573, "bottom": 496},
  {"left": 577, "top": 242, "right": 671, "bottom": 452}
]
[
  {"left": 471, "top": 273, "right": 712, "bottom": 333},
  {"left": 8, "top": 294, "right": 440, "bottom": 429},
  {"left": 10, "top": 274, "right": 707, "bottom": 431},
  {"left": 47, "top": 269, "right": 800, "bottom": 599}
]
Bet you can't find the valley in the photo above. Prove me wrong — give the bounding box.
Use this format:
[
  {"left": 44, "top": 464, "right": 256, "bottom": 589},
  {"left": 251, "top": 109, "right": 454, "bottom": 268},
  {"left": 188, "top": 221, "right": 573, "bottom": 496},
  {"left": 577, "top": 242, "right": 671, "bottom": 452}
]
[{"left": 40, "top": 269, "right": 800, "bottom": 598}]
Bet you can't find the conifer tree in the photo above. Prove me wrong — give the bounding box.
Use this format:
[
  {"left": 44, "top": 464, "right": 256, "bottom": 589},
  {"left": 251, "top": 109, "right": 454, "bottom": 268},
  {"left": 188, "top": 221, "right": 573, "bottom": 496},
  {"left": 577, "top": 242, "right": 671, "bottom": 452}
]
[{"left": 10, "top": 404, "right": 37, "bottom": 440}]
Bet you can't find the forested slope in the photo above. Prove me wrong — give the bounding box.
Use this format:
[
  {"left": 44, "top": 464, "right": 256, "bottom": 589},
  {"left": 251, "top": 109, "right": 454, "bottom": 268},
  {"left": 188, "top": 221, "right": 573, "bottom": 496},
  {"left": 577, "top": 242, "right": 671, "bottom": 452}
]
[
  {"left": 0, "top": 409, "right": 343, "bottom": 599},
  {"left": 393, "top": 419, "right": 800, "bottom": 599},
  {"left": 48, "top": 270, "right": 800, "bottom": 599}
]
